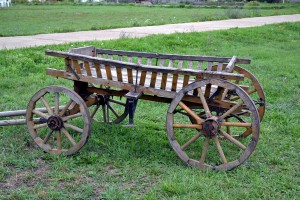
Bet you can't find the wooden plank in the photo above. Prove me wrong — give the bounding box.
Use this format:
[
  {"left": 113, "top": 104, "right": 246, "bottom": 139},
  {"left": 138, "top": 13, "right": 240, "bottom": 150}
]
[
  {"left": 116, "top": 67, "right": 123, "bottom": 82},
  {"left": 168, "top": 60, "right": 174, "bottom": 68},
  {"left": 183, "top": 75, "right": 190, "bottom": 87},
  {"left": 127, "top": 68, "right": 133, "bottom": 84},
  {"left": 159, "top": 59, "right": 165, "bottom": 67},
  {"left": 188, "top": 61, "right": 193, "bottom": 69},
  {"left": 139, "top": 71, "right": 147, "bottom": 86},
  {"left": 105, "top": 64, "right": 113, "bottom": 80},
  {"left": 147, "top": 58, "right": 152, "bottom": 65},
  {"left": 84, "top": 61, "right": 92, "bottom": 76},
  {"left": 72, "top": 59, "right": 82, "bottom": 74},
  {"left": 177, "top": 60, "right": 183, "bottom": 69},
  {"left": 225, "top": 56, "right": 237, "bottom": 72},
  {"left": 207, "top": 62, "right": 213, "bottom": 71},
  {"left": 94, "top": 63, "right": 102, "bottom": 78},
  {"left": 197, "top": 61, "right": 202, "bottom": 70},
  {"left": 160, "top": 73, "right": 168, "bottom": 90},
  {"left": 217, "top": 62, "right": 223, "bottom": 72},
  {"left": 93, "top": 48, "right": 251, "bottom": 64},
  {"left": 138, "top": 57, "right": 142, "bottom": 64},
  {"left": 171, "top": 74, "right": 179, "bottom": 91},
  {"left": 150, "top": 72, "right": 157, "bottom": 88}
]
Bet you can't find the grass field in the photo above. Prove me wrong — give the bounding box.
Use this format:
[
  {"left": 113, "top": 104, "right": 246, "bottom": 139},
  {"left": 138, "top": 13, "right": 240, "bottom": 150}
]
[
  {"left": 0, "top": 3, "right": 300, "bottom": 36},
  {"left": 0, "top": 22, "right": 300, "bottom": 199}
]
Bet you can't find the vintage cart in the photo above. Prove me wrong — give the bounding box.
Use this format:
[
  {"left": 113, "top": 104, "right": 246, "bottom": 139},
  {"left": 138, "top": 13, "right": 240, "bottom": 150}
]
[{"left": 0, "top": 46, "right": 265, "bottom": 170}]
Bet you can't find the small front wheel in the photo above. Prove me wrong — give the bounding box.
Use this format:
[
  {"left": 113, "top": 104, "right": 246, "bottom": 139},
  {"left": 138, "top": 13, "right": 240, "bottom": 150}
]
[{"left": 26, "top": 86, "right": 91, "bottom": 155}]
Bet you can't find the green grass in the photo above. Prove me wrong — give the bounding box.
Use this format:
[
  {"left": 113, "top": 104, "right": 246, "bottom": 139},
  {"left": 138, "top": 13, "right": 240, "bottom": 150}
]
[
  {"left": 0, "top": 3, "right": 299, "bottom": 36},
  {"left": 0, "top": 22, "right": 300, "bottom": 199}
]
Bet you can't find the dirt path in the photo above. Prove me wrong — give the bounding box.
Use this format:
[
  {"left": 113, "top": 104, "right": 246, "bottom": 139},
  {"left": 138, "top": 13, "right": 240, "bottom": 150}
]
[{"left": 1, "top": 14, "right": 299, "bottom": 50}]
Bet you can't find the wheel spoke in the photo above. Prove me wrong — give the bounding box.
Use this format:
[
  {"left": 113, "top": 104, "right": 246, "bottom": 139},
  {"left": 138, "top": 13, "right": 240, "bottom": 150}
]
[
  {"left": 219, "top": 130, "right": 246, "bottom": 150},
  {"left": 213, "top": 136, "right": 227, "bottom": 164},
  {"left": 181, "top": 131, "right": 203, "bottom": 151},
  {"left": 197, "top": 88, "right": 212, "bottom": 118},
  {"left": 109, "top": 98, "right": 126, "bottom": 106},
  {"left": 54, "top": 92, "right": 59, "bottom": 115},
  {"left": 241, "top": 128, "right": 253, "bottom": 138},
  {"left": 62, "top": 112, "right": 82, "bottom": 121},
  {"left": 173, "top": 124, "right": 202, "bottom": 129},
  {"left": 59, "top": 99, "right": 73, "bottom": 116},
  {"left": 56, "top": 131, "right": 62, "bottom": 150},
  {"left": 33, "top": 123, "right": 48, "bottom": 130},
  {"left": 199, "top": 137, "right": 209, "bottom": 163},
  {"left": 61, "top": 127, "right": 76, "bottom": 146},
  {"left": 90, "top": 104, "right": 100, "bottom": 119},
  {"left": 64, "top": 123, "right": 83, "bottom": 133},
  {"left": 178, "top": 101, "right": 204, "bottom": 124},
  {"left": 40, "top": 96, "right": 53, "bottom": 115},
  {"left": 220, "top": 122, "right": 251, "bottom": 127},
  {"left": 107, "top": 103, "right": 120, "bottom": 118},
  {"left": 32, "top": 109, "right": 49, "bottom": 119},
  {"left": 219, "top": 101, "right": 244, "bottom": 121},
  {"left": 102, "top": 105, "right": 107, "bottom": 122},
  {"left": 43, "top": 130, "right": 54, "bottom": 144}
]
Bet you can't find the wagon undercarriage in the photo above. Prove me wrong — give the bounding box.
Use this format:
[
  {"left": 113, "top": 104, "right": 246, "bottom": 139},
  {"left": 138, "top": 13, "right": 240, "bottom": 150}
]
[{"left": 0, "top": 46, "right": 265, "bottom": 170}]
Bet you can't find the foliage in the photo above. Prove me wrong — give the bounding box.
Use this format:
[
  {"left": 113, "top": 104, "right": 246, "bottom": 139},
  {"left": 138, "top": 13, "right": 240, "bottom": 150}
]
[
  {"left": 0, "top": 3, "right": 299, "bottom": 36},
  {"left": 0, "top": 22, "right": 299, "bottom": 199}
]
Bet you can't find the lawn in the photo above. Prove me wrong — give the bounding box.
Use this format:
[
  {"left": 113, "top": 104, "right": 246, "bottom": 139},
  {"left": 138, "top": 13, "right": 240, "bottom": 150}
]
[
  {"left": 0, "top": 22, "right": 299, "bottom": 199},
  {"left": 0, "top": 3, "right": 299, "bottom": 36}
]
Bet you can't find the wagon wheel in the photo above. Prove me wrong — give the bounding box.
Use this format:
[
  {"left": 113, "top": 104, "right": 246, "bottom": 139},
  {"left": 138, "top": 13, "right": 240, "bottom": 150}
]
[
  {"left": 211, "top": 65, "right": 265, "bottom": 121},
  {"left": 90, "top": 95, "right": 129, "bottom": 124},
  {"left": 26, "top": 86, "right": 91, "bottom": 155},
  {"left": 166, "top": 79, "right": 260, "bottom": 170}
]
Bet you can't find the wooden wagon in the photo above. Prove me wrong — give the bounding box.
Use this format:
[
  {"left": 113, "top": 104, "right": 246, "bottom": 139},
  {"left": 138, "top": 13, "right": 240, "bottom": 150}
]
[{"left": 0, "top": 46, "right": 265, "bottom": 170}]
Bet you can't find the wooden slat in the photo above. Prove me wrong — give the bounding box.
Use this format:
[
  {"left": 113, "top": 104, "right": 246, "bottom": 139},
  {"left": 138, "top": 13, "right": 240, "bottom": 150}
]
[
  {"left": 183, "top": 75, "right": 190, "bottom": 87},
  {"left": 127, "top": 56, "right": 132, "bottom": 63},
  {"left": 177, "top": 60, "right": 183, "bottom": 69},
  {"left": 118, "top": 56, "right": 122, "bottom": 61},
  {"left": 168, "top": 60, "right": 174, "bottom": 68},
  {"left": 159, "top": 59, "right": 165, "bottom": 67},
  {"left": 188, "top": 61, "right": 193, "bottom": 69},
  {"left": 139, "top": 71, "right": 147, "bottom": 86},
  {"left": 105, "top": 64, "right": 113, "bottom": 80},
  {"left": 84, "top": 61, "right": 92, "bottom": 76},
  {"left": 127, "top": 68, "right": 133, "bottom": 84},
  {"left": 197, "top": 61, "right": 202, "bottom": 70},
  {"left": 171, "top": 74, "right": 179, "bottom": 91},
  {"left": 217, "top": 62, "right": 223, "bottom": 72},
  {"left": 160, "top": 73, "right": 168, "bottom": 90},
  {"left": 108, "top": 55, "right": 113, "bottom": 60},
  {"left": 94, "top": 63, "right": 102, "bottom": 78},
  {"left": 147, "top": 58, "right": 152, "bottom": 65},
  {"left": 138, "top": 57, "right": 142, "bottom": 64},
  {"left": 72, "top": 60, "right": 82, "bottom": 74},
  {"left": 116, "top": 67, "right": 123, "bottom": 82},
  {"left": 150, "top": 72, "right": 157, "bottom": 88},
  {"left": 65, "top": 58, "right": 71, "bottom": 73},
  {"left": 225, "top": 56, "right": 237, "bottom": 72},
  {"left": 207, "top": 62, "right": 213, "bottom": 71}
]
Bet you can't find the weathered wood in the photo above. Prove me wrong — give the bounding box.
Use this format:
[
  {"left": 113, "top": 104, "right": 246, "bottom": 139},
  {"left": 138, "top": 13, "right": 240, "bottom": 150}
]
[
  {"left": 84, "top": 61, "right": 92, "bottom": 76},
  {"left": 94, "top": 63, "right": 102, "bottom": 78},
  {"left": 171, "top": 74, "right": 178, "bottom": 91},
  {"left": 93, "top": 48, "right": 251, "bottom": 64},
  {"left": 72, "top": 60, "right": 82, "bottom": 74},
  {"left": 105, "top": 64, "right": 113, "bottom": 80},
  {"left": 150, "top": 72, "right": 157, "bottom": 88},
  {"left": 45, "top": 50, "right": 244, "bottom": 81}
]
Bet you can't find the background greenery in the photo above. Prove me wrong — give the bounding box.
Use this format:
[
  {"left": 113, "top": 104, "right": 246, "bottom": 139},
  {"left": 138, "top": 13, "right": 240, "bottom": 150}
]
[
  {"left": 0, "top": 22, "right": 299, "bottom": 199},
  {"left": 0, "top": 3, "right": 299, "bottom": 36}
]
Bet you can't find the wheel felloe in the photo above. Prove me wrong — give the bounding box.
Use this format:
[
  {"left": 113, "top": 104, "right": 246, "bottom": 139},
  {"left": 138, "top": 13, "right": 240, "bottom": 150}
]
[{"left": 166, "top": 79, "right": 260, "bottom": 170}]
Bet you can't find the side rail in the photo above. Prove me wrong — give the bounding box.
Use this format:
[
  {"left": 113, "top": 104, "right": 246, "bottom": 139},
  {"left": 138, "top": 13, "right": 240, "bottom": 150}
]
[{"left": 45, "top": 50, "right": 244, "bottom": 98}]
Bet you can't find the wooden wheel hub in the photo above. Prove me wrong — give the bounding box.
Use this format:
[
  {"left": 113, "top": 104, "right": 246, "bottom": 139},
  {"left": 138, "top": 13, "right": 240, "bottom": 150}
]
[
  {"left": 202, "top": 118, "right": 220, "bottom": 138},
  {"left": 47, "top": 115, "right": 63, "bottom": 131}
]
